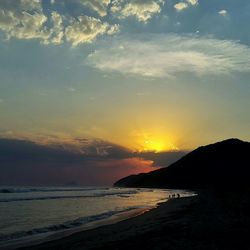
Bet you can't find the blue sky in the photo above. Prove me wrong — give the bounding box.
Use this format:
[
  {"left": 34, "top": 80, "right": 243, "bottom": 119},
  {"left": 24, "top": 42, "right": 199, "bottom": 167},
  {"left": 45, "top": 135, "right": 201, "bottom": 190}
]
[
  {"left": 0, "top": 0, "right": 250, "bottom": 151},
  {"left": 0, "top": 0, "right": 250, "bottom": 185}
]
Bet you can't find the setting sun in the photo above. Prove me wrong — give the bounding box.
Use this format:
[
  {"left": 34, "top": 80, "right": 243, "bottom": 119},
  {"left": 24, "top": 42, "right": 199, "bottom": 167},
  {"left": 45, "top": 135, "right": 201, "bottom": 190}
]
[
  {"left": 143, "top": 139, "right": 179, "bottom": 152},
  {"left": 144, "top": 139, "right": 166, "bottom": 152},
  {"left": 134, "top": 132, "right": 179, "bottom": 152}
]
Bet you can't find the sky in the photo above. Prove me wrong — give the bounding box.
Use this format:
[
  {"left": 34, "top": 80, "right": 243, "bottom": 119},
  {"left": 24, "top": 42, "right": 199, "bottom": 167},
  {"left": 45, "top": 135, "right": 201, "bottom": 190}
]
[{"left": 0, "top": 0, "right": 250, "bottom": 186}]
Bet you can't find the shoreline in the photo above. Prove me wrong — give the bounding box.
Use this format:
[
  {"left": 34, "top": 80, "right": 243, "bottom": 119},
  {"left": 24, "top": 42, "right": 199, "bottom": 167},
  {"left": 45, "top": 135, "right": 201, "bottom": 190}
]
[
  {"left": 16, "top": 195, "right": 197, "bottom": 250},
  {"left": 0, "top": 206, "right": 155, "bottom": 250}
]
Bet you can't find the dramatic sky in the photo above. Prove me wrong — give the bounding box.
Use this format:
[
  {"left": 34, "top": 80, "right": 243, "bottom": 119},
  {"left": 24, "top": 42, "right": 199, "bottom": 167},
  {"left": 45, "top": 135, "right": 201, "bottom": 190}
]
[{"left": 0, "top": 0, "right": 250, "bottom": 185}]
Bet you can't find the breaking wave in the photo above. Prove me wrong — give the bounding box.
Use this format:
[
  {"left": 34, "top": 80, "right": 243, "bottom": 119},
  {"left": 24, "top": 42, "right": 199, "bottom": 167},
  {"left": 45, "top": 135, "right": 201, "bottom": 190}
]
[
  {"left": 0, "top": 187, "right": 108, "bottom": 194},
  {"left": 0, "top": 188, "right": 139, "bottom": 203},
  {"left": 0, "top": 207, "right": 138, "bottom": 242}
]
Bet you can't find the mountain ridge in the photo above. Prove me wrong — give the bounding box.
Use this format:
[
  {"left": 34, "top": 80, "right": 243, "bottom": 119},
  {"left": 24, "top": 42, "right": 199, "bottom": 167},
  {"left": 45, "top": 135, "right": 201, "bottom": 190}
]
[{"left": 114, "top": 138, "right": 250, "bottom": 189}]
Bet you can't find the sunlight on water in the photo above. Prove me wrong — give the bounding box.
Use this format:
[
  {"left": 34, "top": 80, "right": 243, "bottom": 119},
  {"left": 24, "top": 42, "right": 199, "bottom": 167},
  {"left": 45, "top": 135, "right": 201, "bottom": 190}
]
[{"left": 0, "top": 187, "right": 194, "bottom": 245}]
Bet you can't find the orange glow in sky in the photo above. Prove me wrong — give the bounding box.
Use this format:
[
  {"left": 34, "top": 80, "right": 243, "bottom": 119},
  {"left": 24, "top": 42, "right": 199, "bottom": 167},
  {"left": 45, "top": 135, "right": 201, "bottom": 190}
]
[
  {"left": 143, "top": 139, "right": 176, "bottom": 152},
  {"left": 132, "top": 131, "right": 179, "bottom": 152}
]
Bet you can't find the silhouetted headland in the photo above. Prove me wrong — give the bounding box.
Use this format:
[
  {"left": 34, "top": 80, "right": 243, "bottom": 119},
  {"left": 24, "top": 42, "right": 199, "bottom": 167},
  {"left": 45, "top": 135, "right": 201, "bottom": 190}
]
[{"left": 114, "top": 138, "right": 250, "bottom": 190}]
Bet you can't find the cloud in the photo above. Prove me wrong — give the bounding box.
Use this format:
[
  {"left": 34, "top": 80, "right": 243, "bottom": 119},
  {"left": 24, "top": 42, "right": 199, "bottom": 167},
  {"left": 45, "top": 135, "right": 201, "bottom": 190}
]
[
  {"left": 174, "top": 0, "right": 198, "bottom": 11},
  {"left": 49, "top": 11, "right": 64, "bottom": 45},
  {"left": 0, "top": 0, "right": 162, "bottom": 46},
  {"left": 174, "top": 2, "right": 188, "bottom": 11},
  {"left": 0, "top": 138, "right": 185, "bottom": 185},
  {"left": 111, "top": 0, "right": 164, "bottom": 22},
  {"left": 65, "top": 15, "right": 119, "bottom": 46},
  {"left": 68, "top": 87, "right": 76, "bottom": 92},
  {"left": 186, "top": 0, "right": 198, "bottom": 6},
  {"left": 0, "top": 0, "right": 65, "bottom": 44},
  {"left": 0, "top": 0, "right": 118, "bottom": 46},
  {"left": 87, "top": 34, "right": 250, "bottom": 78},
  {"left": 0, "top": 0, "right": 50, "bottom": 43},
  {"left": 18, "top": 0, "right": 42, "bottom": 11},
  {"left": 218, "top": 10, "right": 227, "bottom": 16},
  {"left": 79, "top": 0, "right": 111, "bottom": 17},
  {"left": 135, "top": 151, "right": 187, "bottom": 167}
]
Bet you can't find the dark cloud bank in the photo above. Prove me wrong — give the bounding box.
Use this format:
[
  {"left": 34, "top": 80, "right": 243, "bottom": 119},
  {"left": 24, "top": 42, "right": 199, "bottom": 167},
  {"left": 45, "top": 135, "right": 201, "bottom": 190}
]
[{"left": 0, "top": 138, "right": 187, "bottom": 186}]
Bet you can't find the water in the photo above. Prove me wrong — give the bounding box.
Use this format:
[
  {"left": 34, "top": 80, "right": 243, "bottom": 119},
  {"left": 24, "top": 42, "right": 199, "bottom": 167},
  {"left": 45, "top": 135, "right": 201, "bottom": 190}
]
[{"left": 0, "top": 186, "right": 194, "bottom": 247}]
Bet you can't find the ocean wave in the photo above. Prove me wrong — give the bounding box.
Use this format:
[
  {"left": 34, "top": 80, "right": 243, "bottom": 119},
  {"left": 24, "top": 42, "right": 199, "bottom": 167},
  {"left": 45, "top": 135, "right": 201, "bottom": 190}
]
[
  {"left": 0, "top": 187, "right": 109, "bottom": 194},
  {"left": 0, "top": 207, "right": 138, "bottom": 242},
  {"left": 0, "top": 190, "right": 139, "bottom": 203}
]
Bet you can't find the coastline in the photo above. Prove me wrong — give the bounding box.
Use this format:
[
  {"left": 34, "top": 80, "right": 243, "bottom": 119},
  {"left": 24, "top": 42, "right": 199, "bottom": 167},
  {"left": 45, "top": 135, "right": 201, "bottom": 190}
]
[
  {"left": 15, "top": 195, "right": 196, "bottom": 250},
  {"left": 0, "top": 206, "right": 154, "bottom": 250},
  {"left": 13, "top": 190, "right": 250, "bottom": 250}
]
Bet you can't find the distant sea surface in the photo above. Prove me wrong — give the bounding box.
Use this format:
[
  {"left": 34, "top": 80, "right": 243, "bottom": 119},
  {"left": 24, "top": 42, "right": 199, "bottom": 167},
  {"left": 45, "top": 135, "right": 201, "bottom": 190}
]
[{"left": 0, "top": 186, "right": 194, "bottom": 247}]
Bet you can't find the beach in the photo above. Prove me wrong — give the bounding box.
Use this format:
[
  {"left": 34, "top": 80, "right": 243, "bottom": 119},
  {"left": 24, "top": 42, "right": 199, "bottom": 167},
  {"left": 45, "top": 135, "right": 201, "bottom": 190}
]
[
  {"left": 14, "top": 190, "right": 250, "bottom": 250},
  {"left": 16, "top": 196, "right": 196, "bottom": 250},
  {"left": 0, "top": 187, "right": 194, "bottom": 250}
]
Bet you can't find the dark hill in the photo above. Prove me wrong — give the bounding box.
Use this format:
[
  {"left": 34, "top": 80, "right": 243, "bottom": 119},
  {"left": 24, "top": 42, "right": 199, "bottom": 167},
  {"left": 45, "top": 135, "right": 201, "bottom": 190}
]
[{"left": 114, "top": 139, "right": 250, "bottom": 189}]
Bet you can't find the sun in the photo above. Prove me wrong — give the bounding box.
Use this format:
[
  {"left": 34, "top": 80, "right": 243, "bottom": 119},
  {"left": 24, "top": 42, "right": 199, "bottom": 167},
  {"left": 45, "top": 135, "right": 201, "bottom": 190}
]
[
  {"left": 135, "top": 132, "right": 179, "bottom": 153},
  {"left": 131, "top": 130, "right": 179, "bottom": 153},
  {"left": 144, "top": 139, "right": 166, "bottom": 152}
]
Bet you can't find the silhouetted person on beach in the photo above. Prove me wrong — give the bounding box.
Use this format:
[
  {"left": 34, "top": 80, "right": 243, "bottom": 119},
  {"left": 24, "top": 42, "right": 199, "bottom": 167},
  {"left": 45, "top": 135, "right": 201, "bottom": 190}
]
[{"left": 177, "top": 193, "right": 180, "bottom": 198}]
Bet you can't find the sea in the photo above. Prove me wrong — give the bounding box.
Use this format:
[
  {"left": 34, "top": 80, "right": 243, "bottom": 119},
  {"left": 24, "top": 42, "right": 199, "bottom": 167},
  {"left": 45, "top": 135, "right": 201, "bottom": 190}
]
[{"left": 0, "top": 186, "right": 194, "bottom": 248}]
